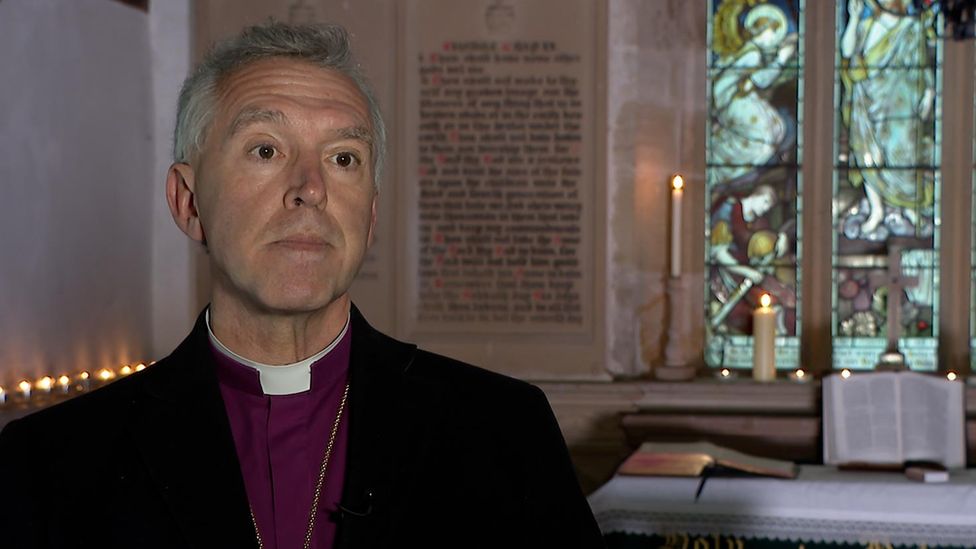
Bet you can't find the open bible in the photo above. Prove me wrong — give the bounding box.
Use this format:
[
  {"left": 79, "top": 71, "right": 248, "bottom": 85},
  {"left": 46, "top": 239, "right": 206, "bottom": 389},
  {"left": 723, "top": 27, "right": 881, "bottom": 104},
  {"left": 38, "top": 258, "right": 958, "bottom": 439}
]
[
  {"left": 823, "top": 371, "right": 966, "bottom": 469},
  {"left": 617, "top": 441, "right": 797, "bottom": 479}
]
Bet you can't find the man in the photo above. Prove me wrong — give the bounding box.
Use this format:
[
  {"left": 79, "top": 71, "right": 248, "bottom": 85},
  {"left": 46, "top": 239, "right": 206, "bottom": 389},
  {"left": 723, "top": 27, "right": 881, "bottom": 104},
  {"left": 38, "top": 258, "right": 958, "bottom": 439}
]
[{"left": 0, "top": 22, "right": 603, "bottom": 548}]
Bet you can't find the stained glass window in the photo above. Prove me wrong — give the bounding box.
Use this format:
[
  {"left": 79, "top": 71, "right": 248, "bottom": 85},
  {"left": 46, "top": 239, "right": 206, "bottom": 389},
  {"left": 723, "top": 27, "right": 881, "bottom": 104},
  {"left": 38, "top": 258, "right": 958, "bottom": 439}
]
[
  {"left": 971, "top": 59, "right": 976, "bottom": 373},
  {"left": 705, "top": 0, "right": 804, "bottom": 369},
  {"left": 832, "top": 0, "right": 942, "bottom": 371}
]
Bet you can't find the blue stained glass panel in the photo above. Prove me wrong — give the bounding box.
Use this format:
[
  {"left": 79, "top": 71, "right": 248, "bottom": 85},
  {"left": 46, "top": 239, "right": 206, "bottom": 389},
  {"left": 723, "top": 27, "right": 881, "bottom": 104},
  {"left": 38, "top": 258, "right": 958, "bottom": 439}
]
[
  {"left": 832, "top": 1, "right": 942, "bottom": 371},
  {"left": 705, "top": 0, "right": 804, "bottom": 369},
  {"left": 971, "top": 55, "right": 976, "bottom": 372}
]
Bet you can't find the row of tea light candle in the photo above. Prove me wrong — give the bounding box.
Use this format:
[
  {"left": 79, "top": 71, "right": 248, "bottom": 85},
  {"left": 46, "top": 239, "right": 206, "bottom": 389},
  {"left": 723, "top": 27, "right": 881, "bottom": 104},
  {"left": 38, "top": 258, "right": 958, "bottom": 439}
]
[
  {"left": 746, "top": 292, "right": 963, "bottom": 382},
  {"left": 718, "top": 364, "right": 965, "bottom": 382},
  {"left": 0, "top": 362, "right": 151, "bottom": 405}
]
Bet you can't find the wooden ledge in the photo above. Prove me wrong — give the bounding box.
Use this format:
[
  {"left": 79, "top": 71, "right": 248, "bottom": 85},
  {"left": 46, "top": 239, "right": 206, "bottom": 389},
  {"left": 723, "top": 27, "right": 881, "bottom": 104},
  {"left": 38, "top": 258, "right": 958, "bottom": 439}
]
[{"left": 634, "top": 378, "right": 820, "bottom": 415}]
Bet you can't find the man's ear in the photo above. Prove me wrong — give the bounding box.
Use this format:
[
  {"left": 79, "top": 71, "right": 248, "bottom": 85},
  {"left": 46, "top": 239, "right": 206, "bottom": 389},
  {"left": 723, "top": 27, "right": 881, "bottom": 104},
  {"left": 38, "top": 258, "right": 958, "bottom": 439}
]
[
  {"left": 166, "top": 163, "right": 206, "bottom": 244},
  {"left": 366, "top": 192, "right": 378, "bottom": 249}
]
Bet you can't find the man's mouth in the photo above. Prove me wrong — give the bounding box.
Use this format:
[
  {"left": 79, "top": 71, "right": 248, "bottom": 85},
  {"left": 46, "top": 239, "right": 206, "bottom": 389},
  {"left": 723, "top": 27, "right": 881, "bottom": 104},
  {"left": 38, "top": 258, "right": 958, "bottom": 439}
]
[{"left": 273, "top": 234, "right": 330, "bottom": 251}]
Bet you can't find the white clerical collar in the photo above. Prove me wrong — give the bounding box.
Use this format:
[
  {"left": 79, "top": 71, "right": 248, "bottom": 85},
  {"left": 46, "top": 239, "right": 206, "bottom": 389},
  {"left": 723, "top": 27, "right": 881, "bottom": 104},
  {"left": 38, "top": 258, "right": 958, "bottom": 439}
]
[{"left": 206, "top": 309, "right": 350, "bottom": 396}]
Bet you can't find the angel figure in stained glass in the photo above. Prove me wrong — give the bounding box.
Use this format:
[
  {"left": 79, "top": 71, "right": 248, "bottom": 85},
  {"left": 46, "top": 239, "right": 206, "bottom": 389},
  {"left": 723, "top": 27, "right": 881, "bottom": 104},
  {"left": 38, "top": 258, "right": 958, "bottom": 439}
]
[
  {"left": 710, "top": 1, "right": 799, "bottom": 185},
  {"left": 840, "top": 0, "right": 938, "bottom": 240}
]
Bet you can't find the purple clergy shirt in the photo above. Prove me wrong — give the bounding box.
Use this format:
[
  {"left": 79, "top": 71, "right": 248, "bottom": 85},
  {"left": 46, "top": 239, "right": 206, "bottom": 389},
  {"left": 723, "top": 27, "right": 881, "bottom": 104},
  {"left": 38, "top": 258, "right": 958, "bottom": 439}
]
[{"left": 211, "top": 327, "right": 351, "bottom": 549}]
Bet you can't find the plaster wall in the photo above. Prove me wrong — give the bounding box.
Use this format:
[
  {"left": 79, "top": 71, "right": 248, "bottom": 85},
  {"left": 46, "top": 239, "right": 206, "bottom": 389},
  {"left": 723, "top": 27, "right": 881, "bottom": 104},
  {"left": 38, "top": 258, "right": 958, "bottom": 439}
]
[
  {"left": 0, "top": 0, "right": 154, "bottom": 382},
  {"left": 149, "top": 0, "right": 197, "bottom": 358}
]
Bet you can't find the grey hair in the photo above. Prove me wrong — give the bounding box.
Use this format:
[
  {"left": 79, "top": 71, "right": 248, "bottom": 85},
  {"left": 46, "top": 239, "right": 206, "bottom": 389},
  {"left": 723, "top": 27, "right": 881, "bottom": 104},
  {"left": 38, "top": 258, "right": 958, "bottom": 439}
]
[{"left": 172, "top": 22, "right": 386, "bottom": 186}]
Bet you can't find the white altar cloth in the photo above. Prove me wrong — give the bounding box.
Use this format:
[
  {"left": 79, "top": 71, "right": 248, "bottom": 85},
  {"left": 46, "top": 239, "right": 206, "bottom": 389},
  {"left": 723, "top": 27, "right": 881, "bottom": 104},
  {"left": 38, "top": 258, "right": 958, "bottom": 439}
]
[{"left": 588, "top": 466, "right": 976, "bottom": 545}]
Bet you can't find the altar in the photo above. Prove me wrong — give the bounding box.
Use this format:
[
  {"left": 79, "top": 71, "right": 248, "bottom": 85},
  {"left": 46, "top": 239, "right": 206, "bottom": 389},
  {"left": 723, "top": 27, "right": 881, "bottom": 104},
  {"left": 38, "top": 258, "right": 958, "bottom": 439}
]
[{"left": 588, "top": 466, "right": 976, "bottom": 548}]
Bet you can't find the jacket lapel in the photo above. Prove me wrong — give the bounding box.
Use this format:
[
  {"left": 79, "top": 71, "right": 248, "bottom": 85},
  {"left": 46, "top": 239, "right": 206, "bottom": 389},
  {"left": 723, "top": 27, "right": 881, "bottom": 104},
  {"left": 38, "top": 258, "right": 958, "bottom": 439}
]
[
  {"left": 126, "top": 314, "right": 257, "bottom": 548},
  {"left": 335, "top": 306, "right": 446, "bottom": 547}
]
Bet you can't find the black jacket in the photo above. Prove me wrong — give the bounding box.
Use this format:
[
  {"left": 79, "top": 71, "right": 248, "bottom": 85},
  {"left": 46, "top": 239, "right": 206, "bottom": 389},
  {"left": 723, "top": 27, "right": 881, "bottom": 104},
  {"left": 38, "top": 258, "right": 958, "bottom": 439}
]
[{"left": 0, "top": 307, "right": 604, "bottom": 548}]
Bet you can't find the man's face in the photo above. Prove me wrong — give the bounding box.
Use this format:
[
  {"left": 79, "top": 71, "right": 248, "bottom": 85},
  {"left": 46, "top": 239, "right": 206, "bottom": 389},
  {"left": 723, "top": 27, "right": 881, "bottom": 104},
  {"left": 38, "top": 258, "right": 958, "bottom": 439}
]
[{"left": 186, "top": 58, "right": 377, "bottom": 316}]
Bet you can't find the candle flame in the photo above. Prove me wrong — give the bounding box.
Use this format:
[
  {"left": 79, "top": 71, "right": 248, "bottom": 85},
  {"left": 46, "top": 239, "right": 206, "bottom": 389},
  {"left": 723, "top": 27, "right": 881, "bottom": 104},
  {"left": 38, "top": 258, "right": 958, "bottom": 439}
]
[
  {"left": 18, "top": 380, "right": 31, "bottom": 393},
  {"left": 97, "top": 368, "right": 115, "bottom": 381},
  {"left": 134, "top": 363, "right": 147, "bottom": 372},
  {"left": 840, "top": 368, "right": 852, "bottom": 379},
  {"left": 794, "top": 369, "right": 805, "bottom": 380},
  {"left": 119, "top": 365, "right": 133, "bottom": 376},
  {"left": 58, "top": 375, "right": 70, "bottom": 386},
  {"left": 720, "top": 368, "right": 731, "bottom": 378},
  {"left": 759, "top": 293, "right": 772, "bottom": 308},
  {"left": 947, "top": 371, "right": 958, "bottom": 381},
  {"left": 671, "top": 174, "right": 684, "bottom": 191},
  {"left": 79, "top": 371, "right": 90, "bottom": 380},
  {"left": 35, "top": 376, "right": 54, "bottom": 391}
]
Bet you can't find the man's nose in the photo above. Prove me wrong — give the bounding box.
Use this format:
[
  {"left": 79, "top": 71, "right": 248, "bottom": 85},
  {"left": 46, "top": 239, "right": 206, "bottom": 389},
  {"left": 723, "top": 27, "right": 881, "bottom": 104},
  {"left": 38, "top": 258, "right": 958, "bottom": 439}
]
[{"left": 285, "top": 161, "right": 327, "bottom": 209}]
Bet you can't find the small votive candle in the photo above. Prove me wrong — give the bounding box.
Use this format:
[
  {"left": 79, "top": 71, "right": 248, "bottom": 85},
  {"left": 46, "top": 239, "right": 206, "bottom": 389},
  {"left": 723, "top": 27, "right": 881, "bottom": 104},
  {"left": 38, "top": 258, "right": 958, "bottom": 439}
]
[
  {"left": 18, "top": 380, "right": 32, "bottom": 400},
  {"left": 0, "top": 386, "right": 6, "bottom": 404},
  {"left": 715, "top": 367, "right": 737, "bottom": 380},
  {"left": 840, "top": 368, "right": 852, "bottom": 379},
  {"left": 134, "top": 363, "right": 147, "bottom": 372},
  {"left": 947, "top": 371, "right": 959, "bottom": 382},
  {"left": 96, "top": 368, "right": 116, "bottom": 382},
  {"left": 119, "top": 365, "right": 133, "bottom": 376},
  {"left": 35, "top": 376, "right": 54, "bottom": 394},
  {"left": 57, "top": 375, "right": 71, "bottom": 394},
  {"left": 788, "top": 368, "right": 810, "bottom": 383},
  {"left": 76, "top": 371, "right": 91, "bottom": 392}
]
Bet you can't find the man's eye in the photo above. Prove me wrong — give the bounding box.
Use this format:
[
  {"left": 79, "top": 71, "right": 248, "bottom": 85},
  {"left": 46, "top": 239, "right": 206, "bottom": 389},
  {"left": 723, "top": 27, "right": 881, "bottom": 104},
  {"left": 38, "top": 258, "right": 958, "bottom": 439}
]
[
  {"left": 334, "top": 152, "right": 358, "bottom": 168},
  {"left": 252, "top": 145, "right": 277, "bottom": 160}
]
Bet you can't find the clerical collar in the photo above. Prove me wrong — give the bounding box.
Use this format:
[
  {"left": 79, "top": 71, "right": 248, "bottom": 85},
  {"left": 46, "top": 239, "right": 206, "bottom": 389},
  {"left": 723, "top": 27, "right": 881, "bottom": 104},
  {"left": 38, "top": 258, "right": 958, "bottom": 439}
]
[{"left": 206, "top": 309, "right": 350, "bottom": 395}]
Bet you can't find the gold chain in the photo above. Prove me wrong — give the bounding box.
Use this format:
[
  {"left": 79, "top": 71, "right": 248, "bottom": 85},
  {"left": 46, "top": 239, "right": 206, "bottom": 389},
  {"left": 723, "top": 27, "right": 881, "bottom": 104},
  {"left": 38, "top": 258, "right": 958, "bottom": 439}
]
[{"left": 250, "top": 382, "right": 350, "bottom": 549}]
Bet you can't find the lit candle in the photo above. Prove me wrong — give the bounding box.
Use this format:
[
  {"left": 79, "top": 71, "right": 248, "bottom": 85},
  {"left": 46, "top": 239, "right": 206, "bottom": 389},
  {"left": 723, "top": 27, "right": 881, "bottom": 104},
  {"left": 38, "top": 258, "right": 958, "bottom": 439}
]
[
  {"left": 119, "top": 365, "right": 133, "bottom": 376},
  {"left": 752, "top": 293, "right": 776, "bottom": 382},
  {"left": 76, "top": 371, "right": 91, "bottom": 392},
  {"left": 714, "top": 367, "right": 737, "bottom": 381},
  {"left": 35, "top": 376, "right": 54, "bottom": 394},
  {"left": 18, "top": 380, "right": 32, "bottom": 400},
  {"left": 670, "top": 174, "right": 684, "bottom": 278},
  {"left": 58, "top": 375, "right": 71, "bottom": 394},
  {"left": 789, "top": 368, "right": 810, "bottom": 383},
  {"left": 134, "top": 363, "right": 147, "bottom": 372},
  {"left": 96, "top": 368, "right": 116, "bottom": 383},
  {"left": 0, "top": 386, "right": 6, "bottom": 404},
  {"left": 840, "top": 368, "right": 852, "bottom": 379},
  {"left": 947, "top": 371, "right": 958, "bottom": 381}
]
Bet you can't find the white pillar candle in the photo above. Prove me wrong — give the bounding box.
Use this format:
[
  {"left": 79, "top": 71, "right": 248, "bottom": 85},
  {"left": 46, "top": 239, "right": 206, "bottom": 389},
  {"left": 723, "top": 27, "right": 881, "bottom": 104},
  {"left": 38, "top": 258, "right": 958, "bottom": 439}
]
[
  {"left": 752, "top": 293, "right": 776, "bottom": 382},
  {"left": 670, "top": 174, "right": 684, "bottom": 278}
]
